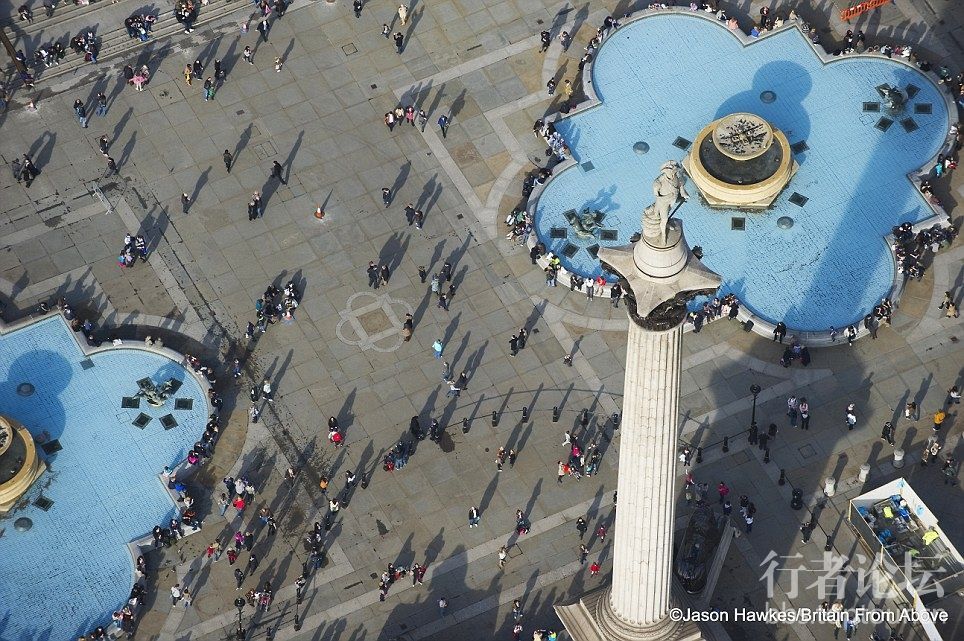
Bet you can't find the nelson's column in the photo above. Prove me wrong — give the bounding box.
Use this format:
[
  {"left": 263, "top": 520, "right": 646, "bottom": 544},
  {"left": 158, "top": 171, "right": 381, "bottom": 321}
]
[{"left": 555, "top": 161, "right": 721, "bottom": 641}]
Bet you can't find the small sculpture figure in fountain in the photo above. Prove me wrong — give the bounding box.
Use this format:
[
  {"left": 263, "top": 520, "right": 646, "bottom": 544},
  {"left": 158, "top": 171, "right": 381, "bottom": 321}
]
[
  {"left": 643, "top": 160, "right": 689, "bottom": 246},
  {"left": 564, "top": 208, "right": 605, "bottom": 239},
  {"left": 878, "top": 84, "right": 906, "bottom": 113},
  {"left": 135, "top": 378, "right": 175, "bottom": 407}
]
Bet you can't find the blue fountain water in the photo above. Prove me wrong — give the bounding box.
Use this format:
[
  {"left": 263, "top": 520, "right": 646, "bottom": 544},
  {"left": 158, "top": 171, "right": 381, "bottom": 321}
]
[
  {"left": 0, "top": 316, "right": 206, "bottom": 640},
  {"left": 534, "top": 14, "right": 948, "bottom": 331}
]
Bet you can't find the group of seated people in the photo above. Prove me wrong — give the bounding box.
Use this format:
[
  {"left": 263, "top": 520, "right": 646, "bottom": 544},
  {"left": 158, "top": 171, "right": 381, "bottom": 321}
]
[
  {"left": 891, "top": 221, "right": 958, "bottom": 282},
  {"left": 383, "top": 437, "right": 413, "bottom": 471},
  {"left": 686, "top": 293, "right": 741, "bottom": 331},
  {"left": 504, "top": 209, "right": 533, "bottom": 246}
]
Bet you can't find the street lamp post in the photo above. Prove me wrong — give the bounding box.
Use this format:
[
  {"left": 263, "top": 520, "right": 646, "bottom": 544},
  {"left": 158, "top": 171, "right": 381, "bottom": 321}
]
[
  {"left": 234, "top": 597, "right": 246, "bottom": 640},
  {"left": 749, "top": 384, "right": 761, "bottom": 444}
]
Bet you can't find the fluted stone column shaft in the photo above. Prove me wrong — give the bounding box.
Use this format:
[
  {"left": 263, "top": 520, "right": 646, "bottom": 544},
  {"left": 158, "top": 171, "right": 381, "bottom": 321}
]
[{"left": 608, "top": 319, "right": 683, "bottom": 626}]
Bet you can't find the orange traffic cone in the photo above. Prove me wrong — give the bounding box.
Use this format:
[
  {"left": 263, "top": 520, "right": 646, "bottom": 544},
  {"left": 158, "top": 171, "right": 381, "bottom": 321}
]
[{"left": 314, "top": 207, "right": 325, "bottom": 220}]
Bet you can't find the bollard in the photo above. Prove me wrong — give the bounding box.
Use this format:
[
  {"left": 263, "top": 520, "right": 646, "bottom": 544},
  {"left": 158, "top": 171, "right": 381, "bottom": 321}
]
[
  {"left": 522, "top": 406, "right": 529, "bottom": 423},
  {"left": 611, "top": 412, "right": 620, "bottom": 428},
  {"left": 790, "top": 488, "right": 803, "bottom": 510},
  {"left": 825, "top": 533, "right": 834, "bottom": 551},
  {"left": 294, "top": 612, "right": 301, "bottom": 631},
  {"left": 360, "top": 474, "right": 368, "bottom": 489},
  {"left": 722, "top": 436, "right": 729, "bottom": 453},
  {"left": 858, "top": 463, "right": 870, "bottom": 483},
  {"left": 778, "top": 469, "right": 786, "bottom": 486},
  {"left": 763, "top": 448, "right": 770, "bottom": 464},
  {"left": 491, "top": 411, "right": 498, "bottom": 427},
  {"left": 696, "top": 447, "right": 703, "bottom": 464},
  {"left": 581, "top": 409, "right": 589, "bottom": 427},
  {"left": 823, "top": 476, "right": 836, "bottom": 497},
  {"left": 768, "top": 422, "right": 778, "bottom": 437},
  {"left": 893, "top": 448, "right": 905, "bottom": 469},
  {"left": 758, "top": 433, "right": 768, "bottom": 451},
  {"left": 552, "top": 406, "right": 560, "bottom": 422},
  {"left": 462, "top": 417, "right": 469, "bottom": 433},
  {"left": 748, "top": 423, "right": 758, "bottom": 444}
]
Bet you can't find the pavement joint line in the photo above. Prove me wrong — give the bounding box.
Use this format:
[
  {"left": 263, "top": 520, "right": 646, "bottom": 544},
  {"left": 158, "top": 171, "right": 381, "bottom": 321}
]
[
  {"left": 0, "top": 200, "right": 105, "bottom": 249},
  {"left": 215, "top": 492, "right": 615, "bottom": 641}
]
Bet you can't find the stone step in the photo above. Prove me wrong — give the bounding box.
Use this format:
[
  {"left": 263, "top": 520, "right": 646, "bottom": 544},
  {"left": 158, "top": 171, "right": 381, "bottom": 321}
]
[
  {"left": 2, "top": 0, "right": 117, "bottom": 38},
  {"left": 2, "top": 0, "right": 248, "bottom": 84}
]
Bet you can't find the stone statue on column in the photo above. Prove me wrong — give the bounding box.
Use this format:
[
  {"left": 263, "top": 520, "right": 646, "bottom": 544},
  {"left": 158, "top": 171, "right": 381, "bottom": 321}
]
[
  {"left": 643, "top": 161, "right": 689, "bottom": 247},
  {"left": 556, "top": 165, "right": 721, "bottom": 641}
]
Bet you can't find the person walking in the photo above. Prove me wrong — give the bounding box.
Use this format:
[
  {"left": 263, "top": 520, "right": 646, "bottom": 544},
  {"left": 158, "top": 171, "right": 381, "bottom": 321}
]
[
  {"left": 257, "top": 18, "right": 270, "bottom": 42},
  {"left": 401, "top": 312, "right": 414, "bottom": 341},
  {"left": 905, "top": 401, "right": 918, "bottom": 421},
  {"left": 798, "top": 398, "right": 810, "bottom": 430},
  {"left": 579, "top": 544, "right": 589, "bottom": 564},
  {"left": 382, "top": 187, "right": 392, "bottom": 207},
  {"left": 105, "top": 156, "right": 118, "bottom": 176},
  {"left": 243, "top": 46, "right": 254, "bottom": 65},
  {"left": 235, "top": 568, "right": 245, "bottom": 589},
  {"left": 353, "top": 0, "right": 363, "bottom": 18},
  {"left": 498, "top": 545, "right": 508, "bottom": 569},
  {"left": 933, "top": 408, "right": 946, "bottom": 433},
  {"left": 171, "top": 583, "right": 182, "bottom": 605},
  {"left": 576, "top": 517, "right": 588, "bottom": 538},
  {"left": 270, "top": 160, "right": 287, "bottom": 185},
  {"left": 468, "top": 506, "right": 480, "bottom": 527},
  {"left": 223, "top": 149, "right": 233, "bottom": 172},
  {"left": 382, "top": 23, "right": 390, "bottom": 38},
  {"left": 596, "top": 524, "right": 606, "bottom": 541},
  {"left": 437, "top": 114, "right": 449, "bottom": 138},
  {"left": 589, "top": 560, "right": 600, "bottom": 576},
  {"left": 539, "top": 30, "right": 551, "bottom": 52},
  {"left": 881, "top": 421, "right": 896, "bottom": 446},
  {"left": 181, "top": 588, "right": 192, "bottom": 608},
  {"left": 717, "top": 481, "right": 730, "bottom": 503},
  {"left": 380, "top": 264, "right": 391, "bottom": 286},
  {"left": 432, "top": 339, "right": 443, "bottom": 359},
  {"left": 509, "top": 334, "right": 519, "bottom": 357},
  {"left": 438, "top": 597, "right": 448, "bottom": 616},
  {"left": 947, "top": 386, "right": 961, "bottom": 406},
  {"left": 261, "top": 378, "right": 274, "bottom": 402}
]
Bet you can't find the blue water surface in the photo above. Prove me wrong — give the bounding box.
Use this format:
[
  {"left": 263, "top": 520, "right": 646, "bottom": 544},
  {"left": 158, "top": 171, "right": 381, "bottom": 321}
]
[
  {"left": 0, "top": 316, "right": 205, "bottom": 640},
  {"left": 534, "top": 14, "right": 948, "bottom": 331}
]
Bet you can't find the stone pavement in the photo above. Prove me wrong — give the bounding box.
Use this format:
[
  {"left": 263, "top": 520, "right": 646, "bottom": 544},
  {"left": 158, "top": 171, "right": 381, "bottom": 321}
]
[{"left": 0, "top": 1, "right": 962, "bottom": 641}]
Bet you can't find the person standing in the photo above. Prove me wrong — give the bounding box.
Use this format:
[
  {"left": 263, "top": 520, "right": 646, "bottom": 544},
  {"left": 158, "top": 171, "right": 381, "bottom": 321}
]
[
  {"left": 845, "top": 404, "right": 857, "bottom": 431},
  {"left": 401, "top": 312, "right": 414, "bottom": 341},
  {"left": 235, "top": 568, "right": 245, "bottom": 589},
  {"left": 223, "top": 149, "right": 233, "bottom": 172},
  {"left": 381, "top": 23, "right": 390, "bottom": 38},
  {"left": 498, "top": 545, "right": 508, "bottom": 569},
  {"left": 204, "top": 77, "right": 215, "bottom": 101},
  {"left": 611, "top": 282, "right": 622, "bottom": 308},
  {"left": 546, "top": 78, "right": 556, "bottom": 96},
  {"left": 261, "top": 378, "right": 274, "bottom": 402},
  {"left": 511, "top": 599, "right": 523, "bottom": 621},
  {"left": 353, "top": 0, "right": 363, "bottom": 18},
  {"left": 589, "top": 560, "right": 600, "bottom": 576},
  {"left": 799, "top": 397, "right": 810, "bottom": 430},
  {"left": 73, "top": 99, "right": 88, "bottom": 128},
  {"left": 397, "top": 3, "right": 408, "bottom": 25},
  {"left": 517, "top": 327, "right": 528, "bottom": 349},
  {"left": 787, "top": 395, "right": 798, "bottom": 427},
  {"left": 468, "top": 506, "right": 480, "bottom": 527},
  {"left": 432, "top": 339, "right": 443, "bottom": 359},
  {"left": 905, "top": 401, "right": 918, "bottom": 421},
  {"left": 181, "top": 193, "right": 191, "bottom": 213},
  {"left": 717, "top": 481, "right": 730, "bottom": 503},
  {"left": 95, "top": 92, "right": 108, "bottom": 116},
  {"left": 393, "top": 32, "right": 404, "bottom": 54},
  {"left": 947, "top": 386, "right": 961, "bottom": 406},
  {"left": 105, "top": 156, "right": 118, "bottom": 176},
  {"left": 539, "top": 30, "right": 551, "bottom": 52},
  {"left": 257, "top": 18, "right": 270, "bottom": 42},
  {"left": 171, "top": 583, "right": 182, "bottom": 605},
  {"left": 380, "top": 264, "right": 391, "bottom": 286},
  {"left": 99, "top": 135, "right": 110, "bottom": 156},
  {"left": 932, "top": 408, "right": 946, "bottom": 433},
  {"left": 509, "top": 334, "right": 519, "bottom": 357},
  {"left": 382, "top": 187, "right": 392, "bottom": 207}
]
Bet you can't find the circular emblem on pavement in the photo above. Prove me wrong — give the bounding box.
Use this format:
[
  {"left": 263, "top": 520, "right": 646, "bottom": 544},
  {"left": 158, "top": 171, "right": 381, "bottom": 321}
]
[{"left": 336, "top": 292, "right": 415, "bottom": 353}]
